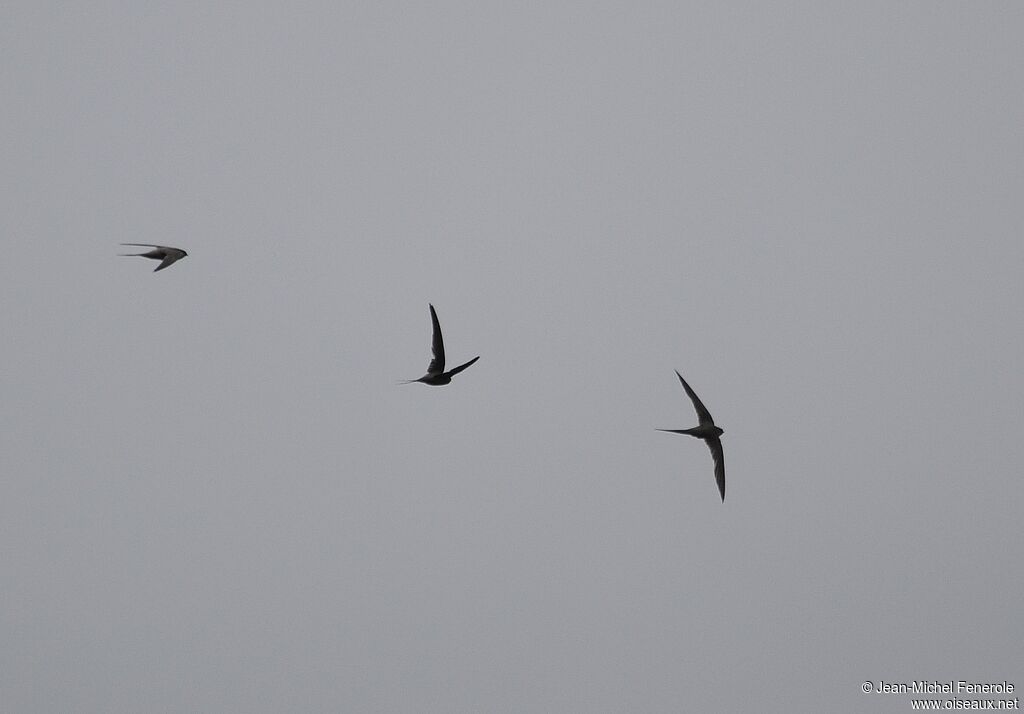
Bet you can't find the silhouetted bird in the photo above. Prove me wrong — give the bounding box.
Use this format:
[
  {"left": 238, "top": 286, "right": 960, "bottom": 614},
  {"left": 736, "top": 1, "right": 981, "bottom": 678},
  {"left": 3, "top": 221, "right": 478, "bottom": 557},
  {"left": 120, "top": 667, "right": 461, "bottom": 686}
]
[
  {"left": 402, "top": 304, "right": 479, "bottom": 386},
  {"left": 119, "top": 244, "right": 188, "bottom": 272},
  {"left": 658, "top": 370, "right": 726, "bottom": 502}
]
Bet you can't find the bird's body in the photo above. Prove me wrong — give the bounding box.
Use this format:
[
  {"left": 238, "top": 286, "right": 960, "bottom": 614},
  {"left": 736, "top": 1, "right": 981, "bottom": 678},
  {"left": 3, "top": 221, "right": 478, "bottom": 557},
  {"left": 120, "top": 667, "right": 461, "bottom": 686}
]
[
  {"left": 403, "top": 304, "right": 479, "bottom": 386},
  {"left": 662, "top": 424, "right": 724, "bottom": 440},
  {"left": 412, "top": 368, "right": 476, "bottom": 386},
  {"left": 658, "top": 370, "right": 726, "bottom": 501},
  {"left": 119, "top": 244, "right": 188, "bottom": 272}
]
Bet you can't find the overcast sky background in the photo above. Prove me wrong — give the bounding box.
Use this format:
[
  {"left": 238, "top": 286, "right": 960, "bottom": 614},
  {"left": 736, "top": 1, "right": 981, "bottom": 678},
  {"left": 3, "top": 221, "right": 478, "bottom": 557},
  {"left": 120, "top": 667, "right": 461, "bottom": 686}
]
[{"left": 2, "top": 3, "right": 1022, "bottom": 712}]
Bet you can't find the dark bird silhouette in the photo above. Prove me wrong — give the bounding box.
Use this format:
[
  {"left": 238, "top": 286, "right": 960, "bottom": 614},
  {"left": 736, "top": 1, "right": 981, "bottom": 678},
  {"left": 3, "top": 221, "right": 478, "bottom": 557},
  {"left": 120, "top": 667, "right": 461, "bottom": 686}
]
[
  {"left": 658, "top": 370, "right": 726, "bottom": 502},
  {"left": 119, "top": 244, "right": 188, "bottom": 272},
  {"left": 402, "top": 304, "right": 479, "bottom": 386}
]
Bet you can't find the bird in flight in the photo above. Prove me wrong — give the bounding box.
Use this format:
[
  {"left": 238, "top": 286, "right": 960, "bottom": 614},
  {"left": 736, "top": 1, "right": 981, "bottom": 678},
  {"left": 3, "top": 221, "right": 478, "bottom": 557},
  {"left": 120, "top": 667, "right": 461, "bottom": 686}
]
[
  {"left": 402, "top": 304, "right": 479, "bottom": 386},
  {"left": 658, "top": 370, "right": 726, "bottom": 502},
  {"left": 119, "top": 244, "right": 188, "bottom": 272}
]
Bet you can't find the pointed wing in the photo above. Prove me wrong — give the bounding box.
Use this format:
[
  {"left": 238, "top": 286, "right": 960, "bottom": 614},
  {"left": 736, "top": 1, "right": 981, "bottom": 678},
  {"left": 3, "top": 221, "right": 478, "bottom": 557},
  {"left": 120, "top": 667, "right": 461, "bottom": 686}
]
[
  {"left": 427, "top": 304, "right": 445, "bottom": 374},
  {"left": 153, "top": 252, "right": 180, "bottom": 271},
  {"left": 120, "top": 243, "right": 165, "bottom": 248},
  {"left": 444, "top": 356, "right": 479, "bottom": 378},
  {"left": 676, "top": 371, "right": 715, "bottom": 426},
  {"left": 706, "top": 436, "right": 725, "bottom": 502}
]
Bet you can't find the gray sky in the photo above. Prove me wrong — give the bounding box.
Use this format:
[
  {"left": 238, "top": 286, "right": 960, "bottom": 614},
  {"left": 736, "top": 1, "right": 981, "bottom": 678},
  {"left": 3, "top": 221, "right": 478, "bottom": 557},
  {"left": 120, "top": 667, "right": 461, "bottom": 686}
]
[{"left": 2, "top": 3, "right": 1022, "bottom": 712}]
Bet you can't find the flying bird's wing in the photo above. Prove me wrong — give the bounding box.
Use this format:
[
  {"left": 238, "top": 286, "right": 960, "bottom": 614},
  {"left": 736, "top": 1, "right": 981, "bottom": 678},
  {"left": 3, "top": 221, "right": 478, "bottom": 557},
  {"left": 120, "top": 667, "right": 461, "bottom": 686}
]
[
  {"left": 427, "top": 304, "right": 445, "bottom": 375},
  {"left": 120, "top": 243, "right": 165, "bottom": 248},
  {"left": 676, "top": 371, "right": 715, "bottom": 426},
  {"left": 444, "top": 356, "right": 479, "bottom": 378},
  {"left": 706, "top": 436, "right": 725, "bottom": 502},
  {"left": 153, "top": 253, "right": 179, "bottom": 271}
]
